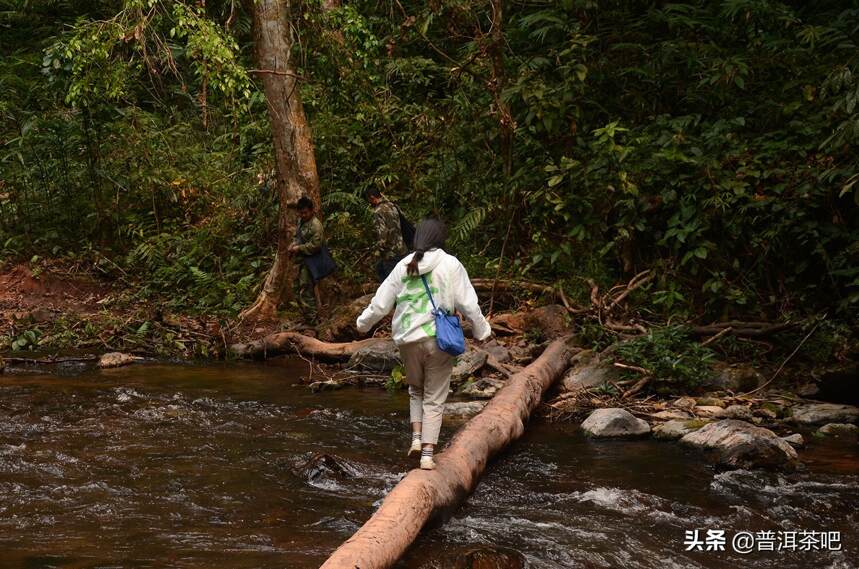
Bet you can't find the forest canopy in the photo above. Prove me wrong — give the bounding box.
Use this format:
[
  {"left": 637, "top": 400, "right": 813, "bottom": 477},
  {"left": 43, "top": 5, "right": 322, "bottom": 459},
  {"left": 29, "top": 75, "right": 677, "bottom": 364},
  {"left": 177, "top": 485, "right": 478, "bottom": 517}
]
[{"left": 1, "top": 0, "right": 857, "bottom": 323}]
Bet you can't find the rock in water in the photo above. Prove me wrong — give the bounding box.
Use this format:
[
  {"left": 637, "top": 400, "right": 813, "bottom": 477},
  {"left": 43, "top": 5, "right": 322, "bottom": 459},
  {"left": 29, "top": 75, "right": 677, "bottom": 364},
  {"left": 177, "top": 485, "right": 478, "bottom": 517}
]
[
  {"left": 444, "top": 401, "right": 486, "bottom": 420},
  {"left": 817, "top": 423, "right": 859, "bottom": 437},
  {"left": 347, "top": 341, "right": 401, "bottom": 372},
  {"left": 781, "top": 433, "right": 804, "bottom": 447},
  {"left": 308, "top": 380, "right": 344, "bottom": 393},
  {"left": 98, "top": 352, "right": 135, "bottom": 369},
  {"left": 680, "top": 419, "right": 798, "bottom": 471},
  {"left": 789, "top": 403, "right": 859, "bottom": 425},
  {"left": 581, "top": 408, "right": 650, "bottom": 438},
  {"left": 450, "top": 546, "right": 526, "bottom": 569},
  {"left": 300, "top": 453, "right": 358, "bottom": 484},
  {"left": 653, "top": 419, "right": 708, "bottom": 440}
]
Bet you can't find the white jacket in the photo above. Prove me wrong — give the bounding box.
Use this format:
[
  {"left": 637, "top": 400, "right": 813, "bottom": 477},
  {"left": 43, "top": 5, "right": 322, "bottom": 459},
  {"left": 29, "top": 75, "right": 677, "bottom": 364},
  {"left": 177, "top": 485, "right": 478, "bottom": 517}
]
[{"left": 356, "top": 249, "right": 492, "bottom": 345}]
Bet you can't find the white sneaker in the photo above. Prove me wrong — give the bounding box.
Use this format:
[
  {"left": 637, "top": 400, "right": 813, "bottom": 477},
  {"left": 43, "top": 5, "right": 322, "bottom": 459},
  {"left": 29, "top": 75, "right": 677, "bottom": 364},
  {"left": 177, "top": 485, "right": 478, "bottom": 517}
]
[
  {"left": 420, "top": 456, "right": 436, "bottom": 470},
  {"left": 407, "top": 439, "right": 422, "bottom": 457}
]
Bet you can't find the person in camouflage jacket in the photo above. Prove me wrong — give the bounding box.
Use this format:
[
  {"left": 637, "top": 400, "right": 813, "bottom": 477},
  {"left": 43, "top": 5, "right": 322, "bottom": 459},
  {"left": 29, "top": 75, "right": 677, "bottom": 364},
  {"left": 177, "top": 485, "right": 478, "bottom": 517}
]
[
  {"left": 288, "top": 197, "right": 324, "bottom": 324},
  {"left": 366, "top": 188, "right": 407, "bottom": 281}
]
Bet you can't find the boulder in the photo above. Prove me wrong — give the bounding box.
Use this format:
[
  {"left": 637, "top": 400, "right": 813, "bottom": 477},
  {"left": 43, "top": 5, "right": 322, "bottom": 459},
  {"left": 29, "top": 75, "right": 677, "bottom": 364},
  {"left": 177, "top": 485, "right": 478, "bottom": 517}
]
[
  {"left": 444, "top": 401, "right": 486, "bottom": 420},
  {"left": 451, "top": 349, "right": 488, "bottom": 384},
  {"left": 460, "top": 377, "right": 505, "bottom": 399},
  {"left": 560, "top": 350, "right": 620, "bottom": 393},
  {"left": 653, "top": 419, "right": 708, "bottom": 440},
  {"left": 817, "top": 423, "right": 859, "bottom": 437},
  {"left": 347, "top": 341, "right": 401, "bottom": 372},
  {"left": 781, "top": 433, "right": 804, "bottom": 447},
  {"left": 98, "top": 352, "right": 136, "bottom": 369},
  {"left": 789, "top": 403, "right": 859, "bottom": 425},
  {"left": 581, "top": 408, "right": 650, "bottom": 438},
  {"left": 680, "top": 420, "right": 799, "bottom": 471},
  {"left": 723, "top": 404, "right": 754, "bottom": 421}
]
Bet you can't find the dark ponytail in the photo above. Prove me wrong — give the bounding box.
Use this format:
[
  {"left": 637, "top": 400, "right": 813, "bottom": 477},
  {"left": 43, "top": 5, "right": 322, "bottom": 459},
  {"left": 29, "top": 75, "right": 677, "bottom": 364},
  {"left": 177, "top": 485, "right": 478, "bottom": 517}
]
[{"left": 406, "top": 219, "right": 447, "bottom": 276}]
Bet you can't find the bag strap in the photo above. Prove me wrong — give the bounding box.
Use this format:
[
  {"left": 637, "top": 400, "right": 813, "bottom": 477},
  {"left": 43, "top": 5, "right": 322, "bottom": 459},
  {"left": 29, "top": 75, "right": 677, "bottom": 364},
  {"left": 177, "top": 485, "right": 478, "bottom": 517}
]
[{"left": 420, "top": 274, "right": 438, "bottom": 313}]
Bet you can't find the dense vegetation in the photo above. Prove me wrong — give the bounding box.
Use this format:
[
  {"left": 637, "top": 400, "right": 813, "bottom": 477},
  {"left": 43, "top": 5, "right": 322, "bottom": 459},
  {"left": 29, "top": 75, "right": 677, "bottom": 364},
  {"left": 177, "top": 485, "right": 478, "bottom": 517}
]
[{"left": 1, "top": 0, "right": 856, "bottom": 333}]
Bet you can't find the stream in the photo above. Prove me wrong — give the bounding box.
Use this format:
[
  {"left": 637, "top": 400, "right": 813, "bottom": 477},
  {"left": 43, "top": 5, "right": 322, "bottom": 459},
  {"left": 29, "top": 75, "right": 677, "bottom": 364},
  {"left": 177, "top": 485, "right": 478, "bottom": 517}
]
[{"left": 0, "top": 360, "right": 856, "bottom": 568}]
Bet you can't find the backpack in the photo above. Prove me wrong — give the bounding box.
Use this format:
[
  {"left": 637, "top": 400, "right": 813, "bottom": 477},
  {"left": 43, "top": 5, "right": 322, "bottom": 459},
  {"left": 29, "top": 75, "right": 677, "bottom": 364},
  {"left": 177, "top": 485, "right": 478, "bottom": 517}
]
[{"left": 396, "top": 205, "right": 416, "bottom": 250}]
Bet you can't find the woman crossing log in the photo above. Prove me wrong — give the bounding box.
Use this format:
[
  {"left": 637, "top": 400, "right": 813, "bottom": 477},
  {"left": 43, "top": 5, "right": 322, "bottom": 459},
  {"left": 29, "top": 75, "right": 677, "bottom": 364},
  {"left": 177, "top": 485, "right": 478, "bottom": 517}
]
[
  {"left": 355, "top": 219, "right": 493, "bottom": 470},
  {"left": 320, "top": 335, "right": 576, "bottom": 569}
]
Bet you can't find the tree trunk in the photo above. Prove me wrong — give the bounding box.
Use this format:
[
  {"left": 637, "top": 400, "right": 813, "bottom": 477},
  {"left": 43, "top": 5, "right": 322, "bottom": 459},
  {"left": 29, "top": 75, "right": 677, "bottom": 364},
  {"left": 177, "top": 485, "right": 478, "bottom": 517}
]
[
  {"left": 241, "top": 0, "right": 322, "bottom": 321},
  {"left": 319, "top": 336, "right": 576, "bottom": 569}
]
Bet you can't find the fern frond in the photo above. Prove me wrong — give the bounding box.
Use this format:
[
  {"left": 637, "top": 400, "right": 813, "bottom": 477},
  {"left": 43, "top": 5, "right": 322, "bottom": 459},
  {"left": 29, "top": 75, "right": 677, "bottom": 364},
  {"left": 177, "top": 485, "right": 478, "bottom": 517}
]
[{"left": 451, "top": 206, "right": 490, "bottom": 243}]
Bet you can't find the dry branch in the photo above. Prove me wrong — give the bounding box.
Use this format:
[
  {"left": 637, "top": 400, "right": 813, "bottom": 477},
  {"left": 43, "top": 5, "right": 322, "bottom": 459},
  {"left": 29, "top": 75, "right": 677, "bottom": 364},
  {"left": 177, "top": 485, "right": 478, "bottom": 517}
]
[
  {"left": 604, "top": 269, "right": 653, "bottom": 314},
  {"left": 319, "top": 336, "right": 577, "bottom": 569},
  {"left": 690, "top": 322, "right": 795, "bottom": 337}
]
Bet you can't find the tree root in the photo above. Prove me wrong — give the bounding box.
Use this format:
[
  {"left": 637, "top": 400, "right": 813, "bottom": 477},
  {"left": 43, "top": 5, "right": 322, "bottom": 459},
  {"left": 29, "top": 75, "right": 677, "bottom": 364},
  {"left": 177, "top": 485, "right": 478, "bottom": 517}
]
[{"left": 230, "top": 332, "right": 389, "bottom": 361}]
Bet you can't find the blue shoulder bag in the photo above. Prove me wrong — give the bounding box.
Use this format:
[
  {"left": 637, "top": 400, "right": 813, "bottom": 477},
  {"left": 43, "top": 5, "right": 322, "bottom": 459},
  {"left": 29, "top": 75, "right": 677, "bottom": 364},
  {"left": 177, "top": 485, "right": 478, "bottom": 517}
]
[{"left": 420, "top": 274, "right": 466, "bottom": 356}]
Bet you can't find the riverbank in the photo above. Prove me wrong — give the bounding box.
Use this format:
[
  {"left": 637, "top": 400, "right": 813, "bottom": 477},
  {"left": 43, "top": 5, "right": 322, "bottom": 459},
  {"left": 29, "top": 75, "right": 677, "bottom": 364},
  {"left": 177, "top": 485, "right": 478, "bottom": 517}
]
[{"left": 3, "top": 260, "right": 858, "bottom": 472}]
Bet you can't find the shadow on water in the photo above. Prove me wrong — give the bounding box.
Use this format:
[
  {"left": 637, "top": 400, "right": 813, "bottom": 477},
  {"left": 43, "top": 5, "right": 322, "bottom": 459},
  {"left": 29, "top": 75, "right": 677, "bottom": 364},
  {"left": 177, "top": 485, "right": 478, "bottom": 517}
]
[{"left": 0, "top": 360, "right": 856, "bottom": 568}]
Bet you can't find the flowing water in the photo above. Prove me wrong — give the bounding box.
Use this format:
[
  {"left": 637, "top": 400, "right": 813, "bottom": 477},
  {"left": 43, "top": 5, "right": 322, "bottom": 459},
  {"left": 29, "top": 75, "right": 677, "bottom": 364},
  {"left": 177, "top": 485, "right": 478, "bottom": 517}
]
[{"left": 0, "top": 360, "right": 856, "bottom": 569}]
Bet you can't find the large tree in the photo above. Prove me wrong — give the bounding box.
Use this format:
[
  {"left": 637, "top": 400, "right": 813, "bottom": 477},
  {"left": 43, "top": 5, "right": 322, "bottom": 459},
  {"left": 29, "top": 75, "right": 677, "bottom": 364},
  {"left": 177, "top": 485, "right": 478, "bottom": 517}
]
[
  {"left": 39, "top": 0, "right": 323, "bottom": 321},
  {"left": 240, "top": 0, "right": 322, "bottom": 321}
]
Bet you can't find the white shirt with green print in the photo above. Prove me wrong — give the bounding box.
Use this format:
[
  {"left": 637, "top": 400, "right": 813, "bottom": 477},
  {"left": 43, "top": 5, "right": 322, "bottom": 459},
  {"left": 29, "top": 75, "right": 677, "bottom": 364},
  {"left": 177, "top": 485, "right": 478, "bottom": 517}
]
[{"left": 356, "top": 249, "right": 492, "bottom": 346}]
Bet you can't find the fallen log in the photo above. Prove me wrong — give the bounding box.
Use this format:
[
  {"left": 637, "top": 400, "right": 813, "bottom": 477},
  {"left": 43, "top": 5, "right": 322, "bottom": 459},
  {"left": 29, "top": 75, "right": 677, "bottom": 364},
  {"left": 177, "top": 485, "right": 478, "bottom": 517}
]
[
  {"left": 470, "top": 278, "right": 557, "bottom": 295},
  {"left": 690, "top": 321, "right": 795, "bottom": 337},
  {"left": 2, "top": 355, "right": 98, "bottom": 365},
  {"left": 319, "top": 335, "right": 576, "bottom": 569},
  {"left": 230, "top": 332, "right": 389, "bottom": 361}
]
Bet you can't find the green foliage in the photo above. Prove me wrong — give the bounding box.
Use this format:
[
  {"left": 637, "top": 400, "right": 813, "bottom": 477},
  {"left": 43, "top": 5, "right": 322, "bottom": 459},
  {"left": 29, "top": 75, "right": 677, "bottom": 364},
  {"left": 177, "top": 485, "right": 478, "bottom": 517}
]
[
  {"left": 578, "top": 321, "right": 612, "bottom": 352},
  {"left": 386, "top": 364, "right": 407, "bottom": 392},
  {"left": 1, "top": 0, "right": 857, "bottom": 329},
  {"left": 613, "top": 327, "right": 716, "bottom": 389},
  {"left": 10, "top": 329, "right": 41, "bottom": 351}
]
